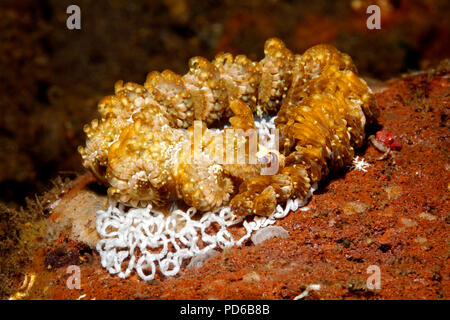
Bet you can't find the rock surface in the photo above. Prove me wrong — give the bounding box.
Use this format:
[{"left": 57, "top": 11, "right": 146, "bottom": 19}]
[{"left": 7, "top": 68, "right": 450, "bottom": 300}]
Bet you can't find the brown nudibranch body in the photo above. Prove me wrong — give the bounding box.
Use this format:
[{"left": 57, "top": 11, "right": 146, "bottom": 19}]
[{"left": 78, "top": 38, "right": 378, "bottom": 216}]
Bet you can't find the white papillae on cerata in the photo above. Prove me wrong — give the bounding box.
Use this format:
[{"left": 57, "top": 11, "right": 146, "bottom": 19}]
[{"left": 96, "top": 117, "right": 316, "bottom": 281}]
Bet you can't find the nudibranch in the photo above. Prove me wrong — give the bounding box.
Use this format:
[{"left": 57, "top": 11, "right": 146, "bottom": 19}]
[{"left": 79, "top": 38, "right": 378, "bottom": 216}]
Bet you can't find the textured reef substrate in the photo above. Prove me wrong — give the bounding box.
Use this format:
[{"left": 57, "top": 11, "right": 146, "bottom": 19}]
[{"left": 2, "top": 66, "right": 449, "bottom": 300}]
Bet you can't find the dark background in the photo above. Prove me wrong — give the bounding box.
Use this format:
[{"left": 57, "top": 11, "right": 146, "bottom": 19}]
[{"left": 1, "top": 0, "right": 449, "bottom": 207}]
